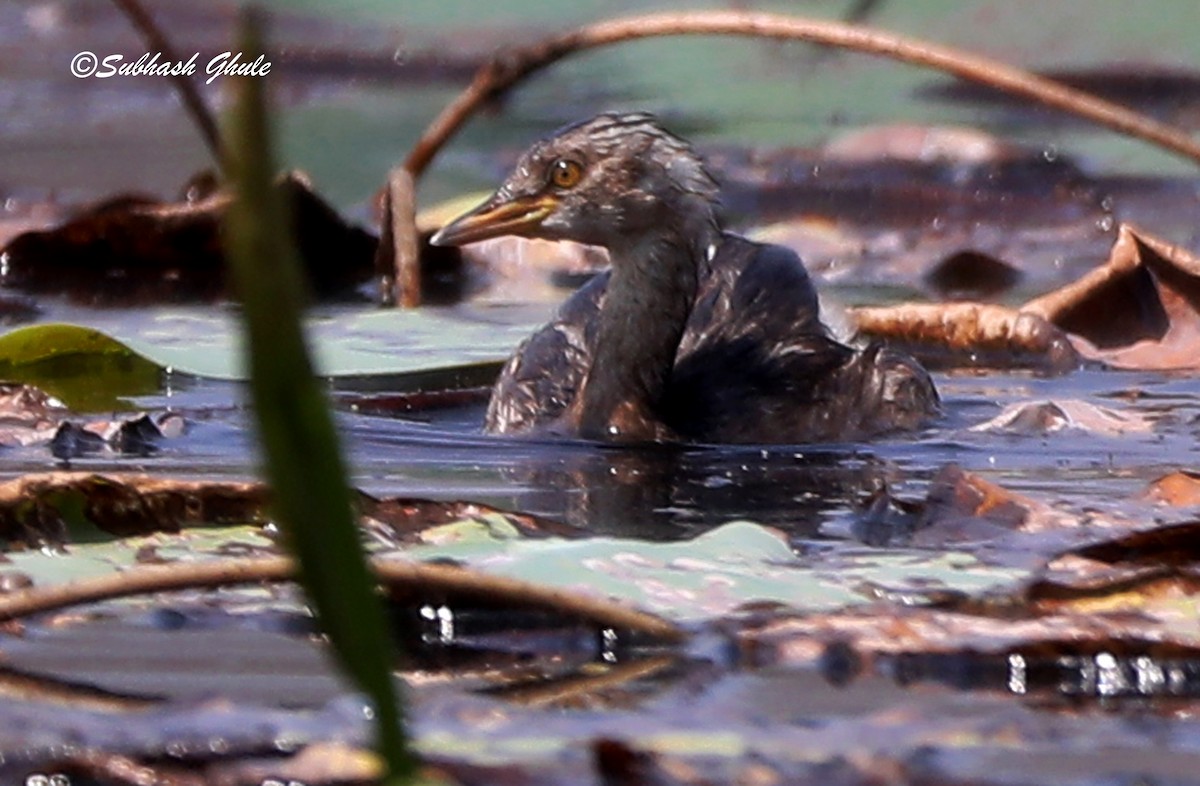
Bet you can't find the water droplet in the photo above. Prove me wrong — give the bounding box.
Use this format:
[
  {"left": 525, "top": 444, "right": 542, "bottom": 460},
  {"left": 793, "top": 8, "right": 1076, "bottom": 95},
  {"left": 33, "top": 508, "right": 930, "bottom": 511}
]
[
  {"left": 1007, "top": 653, "right": 1026, "bottom": 694},
  {"left": 600, "top": 627, "right": 619, "bottom": 663},
  {"left": 392, "top": 47, "right": 408, "bottom": 66},
  {"left": 1042, "top": 144, "right": 1059, "bottom": 162}
]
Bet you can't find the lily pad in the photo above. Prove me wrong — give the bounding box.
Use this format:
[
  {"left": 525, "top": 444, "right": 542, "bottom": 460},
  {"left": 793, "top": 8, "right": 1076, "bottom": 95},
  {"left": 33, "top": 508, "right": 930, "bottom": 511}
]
[
  {"left": 403, "top": 520, "right": 1027, "bottom": 621},
  {"left": 0, "top": 323, "right": 163, "bottom": 410},
  {"left": 2, "top": 525, "right": 277, "bottom": 588},
  {"left": 0, "top": 307, "right": 543, "bottom": 385}
]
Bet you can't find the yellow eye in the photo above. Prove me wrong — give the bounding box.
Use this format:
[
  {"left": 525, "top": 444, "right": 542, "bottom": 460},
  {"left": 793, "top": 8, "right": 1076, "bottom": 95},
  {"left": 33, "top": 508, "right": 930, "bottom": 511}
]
[{"left": 550, "top": 159, "right": 583, "bottom": 189}]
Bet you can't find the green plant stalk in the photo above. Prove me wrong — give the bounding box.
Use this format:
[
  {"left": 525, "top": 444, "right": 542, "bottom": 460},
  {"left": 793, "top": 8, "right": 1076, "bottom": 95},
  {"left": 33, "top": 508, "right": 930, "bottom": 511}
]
[{"left": 220, "top": 8, "right": 414, "bottom": 782}]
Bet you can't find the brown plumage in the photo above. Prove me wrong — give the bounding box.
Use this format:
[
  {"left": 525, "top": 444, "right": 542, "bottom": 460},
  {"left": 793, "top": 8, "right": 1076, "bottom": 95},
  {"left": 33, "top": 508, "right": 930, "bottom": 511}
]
[{"left": 432, "top": 112, "right": 939, "bottom": 444}]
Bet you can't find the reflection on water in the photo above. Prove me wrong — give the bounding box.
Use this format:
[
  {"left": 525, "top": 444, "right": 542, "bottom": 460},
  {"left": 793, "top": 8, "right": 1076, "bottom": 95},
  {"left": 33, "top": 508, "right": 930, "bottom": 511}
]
[
  {"left": 333, "top": 369, "right": 1199, "bottom": 543},
  {"left": 343, "top": 406, "right": 901, "bottom": 541},
  {"left": 0, "top": 362, "right": 1189, "bottom": 547}
]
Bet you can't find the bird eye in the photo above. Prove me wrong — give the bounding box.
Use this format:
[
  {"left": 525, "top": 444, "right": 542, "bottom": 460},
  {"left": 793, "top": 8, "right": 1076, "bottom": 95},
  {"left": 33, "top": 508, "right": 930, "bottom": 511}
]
[{"left": 549, "top": 159, "right": 583, "bottom": 189}]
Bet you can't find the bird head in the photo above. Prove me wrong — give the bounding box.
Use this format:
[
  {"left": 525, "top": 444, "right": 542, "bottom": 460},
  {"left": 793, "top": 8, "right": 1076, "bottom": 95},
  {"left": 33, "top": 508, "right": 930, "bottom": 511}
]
[{"left": 430, "top": 112, "right": 720, "bottom": 251}]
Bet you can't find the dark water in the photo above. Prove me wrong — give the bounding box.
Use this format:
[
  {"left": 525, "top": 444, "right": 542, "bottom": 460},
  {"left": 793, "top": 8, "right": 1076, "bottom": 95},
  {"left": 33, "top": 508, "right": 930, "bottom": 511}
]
[{"left": 13, "top": 359, "right": 1181, "bottom": 546}]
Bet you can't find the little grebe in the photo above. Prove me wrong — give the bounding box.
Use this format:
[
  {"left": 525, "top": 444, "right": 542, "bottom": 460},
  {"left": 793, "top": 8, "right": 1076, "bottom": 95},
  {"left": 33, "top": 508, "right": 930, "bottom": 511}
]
[{"left": 432, "top": 113, "right": 939, "bottom": 443}]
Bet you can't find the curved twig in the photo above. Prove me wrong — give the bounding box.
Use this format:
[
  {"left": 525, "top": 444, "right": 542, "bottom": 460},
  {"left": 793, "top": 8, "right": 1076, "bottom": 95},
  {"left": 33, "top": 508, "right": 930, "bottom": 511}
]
[
  {"left": 0, "top": 557, "right": 685, "bottom": 642},
  {"left": 492, "top": 654, "right": 677, "bottom": 707},
  {"left": 110, "top": 0, "right": 222, "bottom": 163},
  {"left": 405, "top": 10, "right": 1200, "bottom": 177}
]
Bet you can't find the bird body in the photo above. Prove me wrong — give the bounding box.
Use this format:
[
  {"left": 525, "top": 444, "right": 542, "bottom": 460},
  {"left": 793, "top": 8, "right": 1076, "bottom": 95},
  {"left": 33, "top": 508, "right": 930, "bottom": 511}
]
[{"left": 432, "top": 113, "right": 939, "bottom": 444}]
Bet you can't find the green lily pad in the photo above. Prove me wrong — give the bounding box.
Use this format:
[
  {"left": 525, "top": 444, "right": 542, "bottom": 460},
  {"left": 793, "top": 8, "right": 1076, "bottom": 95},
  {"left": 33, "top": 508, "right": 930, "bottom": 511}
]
[
  {"left": 3, "top": 525, "right": 277, "bottom": 588},
  {"left": 0, "top": 306, "right": 544, "bottom": 384},
  {"left": 402, "top": 520, "right": 1028, "bottom": 621},
  {"left": 0, "top": 323, "right": 163, "bottom": 410}
]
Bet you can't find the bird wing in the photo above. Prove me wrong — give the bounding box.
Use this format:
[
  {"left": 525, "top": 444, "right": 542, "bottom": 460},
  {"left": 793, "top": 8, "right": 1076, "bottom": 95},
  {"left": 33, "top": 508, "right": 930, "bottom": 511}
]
[{"left": 484, "top": 271, "right": 609, "bottom": 434}]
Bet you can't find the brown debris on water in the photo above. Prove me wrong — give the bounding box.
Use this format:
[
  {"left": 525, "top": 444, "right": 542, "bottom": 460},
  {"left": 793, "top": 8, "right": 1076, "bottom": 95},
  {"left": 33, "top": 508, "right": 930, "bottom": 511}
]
[
  {"left": 848, "top": 301, "right": 1080, "bottom": 371},
  {"left": 359, "top": 495, "right": 579, "bottom": 544},
  {"left": 1142, "top": 471, "right": 1200, "bottom": 508},
  {"left": 0, "top": 465, "right": 582, "bottom": 549},
  {"left": 969, "top": 399, "right": 1155, "bottom": 437},
  {"left": 923, "top": 250, "right": 1024, "bottom": 301},
  {"left": 0, "top": 382, "right": 185, "bottom": 459},
  {"left": 904, "top": 463, "right": 1077, "bottom": 551},
  {"left": 0, "top": 172, "right": 376, "bottom": 305},
  {"left": 1024, "top": 223, "right": 1200, "bottom": 370},
  {"left": 849, "top": 224, "right": 1200, "bottom": 373},
  {"left": 0, "top": 473, "right": 269, "bottom": 546}
]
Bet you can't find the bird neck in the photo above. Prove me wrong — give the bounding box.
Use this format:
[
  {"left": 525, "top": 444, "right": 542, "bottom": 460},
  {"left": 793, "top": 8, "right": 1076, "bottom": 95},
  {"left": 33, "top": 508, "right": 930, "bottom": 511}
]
[{"left": 575, "top": 207, "right": 719, "bottom": 441}]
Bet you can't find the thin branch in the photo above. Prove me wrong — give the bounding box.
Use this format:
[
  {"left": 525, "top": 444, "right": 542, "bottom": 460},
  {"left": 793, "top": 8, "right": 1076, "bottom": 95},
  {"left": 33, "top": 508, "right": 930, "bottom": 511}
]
[
  {"left": 491, "top": 654, "right": 677, "bottom": 707},
  {"left": 374, "top": 167, "right": 422, "bottom": 307},
  {"left": 110, "top": 0, "right": 222, "bottom": 163},
  {"left": 0, "top": 557, "right": 685, "bottom": 643},
  {"left": 404, "top": 10, "right": 1200, "bottom": 178}
]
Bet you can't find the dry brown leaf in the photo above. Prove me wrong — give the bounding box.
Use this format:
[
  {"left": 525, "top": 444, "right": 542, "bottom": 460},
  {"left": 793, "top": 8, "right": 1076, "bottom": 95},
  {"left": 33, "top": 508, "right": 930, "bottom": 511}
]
[
  {"left": 849, "top": 301, "right": 1080, "bottom": 371},
  {"left": 0, "top": 469, "right": 572, "bottom": 550},
  {"left": 969, "top": 399, "right": 1155, "bottom": 436},
  {"left": 0, "top": 473, "right": 270, "bottom": 545},
  {"left": 1024, "top": 223, "right": 1200, "bottom": 370},
  {"left": 1142, "top": 471, "right": 1200, "bottom": 507},
  {"left": 0, "top": 172, "right": 375, "bottom": 305},
  {"left": 901, "top": 464, "right": 1094, "bottom": 558},
  {"left": 849, "top": 224, "right": 1200, "bottom": 372},
  {"left": 910, "top": 465, "right": 1040, "bottom": 548}
]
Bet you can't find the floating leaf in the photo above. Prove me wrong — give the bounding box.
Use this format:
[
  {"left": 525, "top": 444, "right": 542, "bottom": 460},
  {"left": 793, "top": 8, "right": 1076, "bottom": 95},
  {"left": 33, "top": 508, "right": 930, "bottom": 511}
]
[
  {"left": 849, "top": 301, "right": 1080, "bottom": 371},
  {"left": 0, "top": 323, "right": 163, "bottom": 410},
  {"left": 968, "top": 399, "right": 1155, "bottom": 436},
  {"left": 0, "top": 472, "right": 267, "bottom": 547},
  {"left": 0, "top": 310, "right": 535, "bottom": 382},
  {"left": 1142, "top": 471, "right": 1200, "bottom": 508},
  {"left": 401, "top": 520, "right": 1025, "bottom": 621},
  {"left": 0, "top": 174, "right": 376, "bottom": 305},
  {"left": 1024, "top": 223, "right": 1200, "bottom": 370}
]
